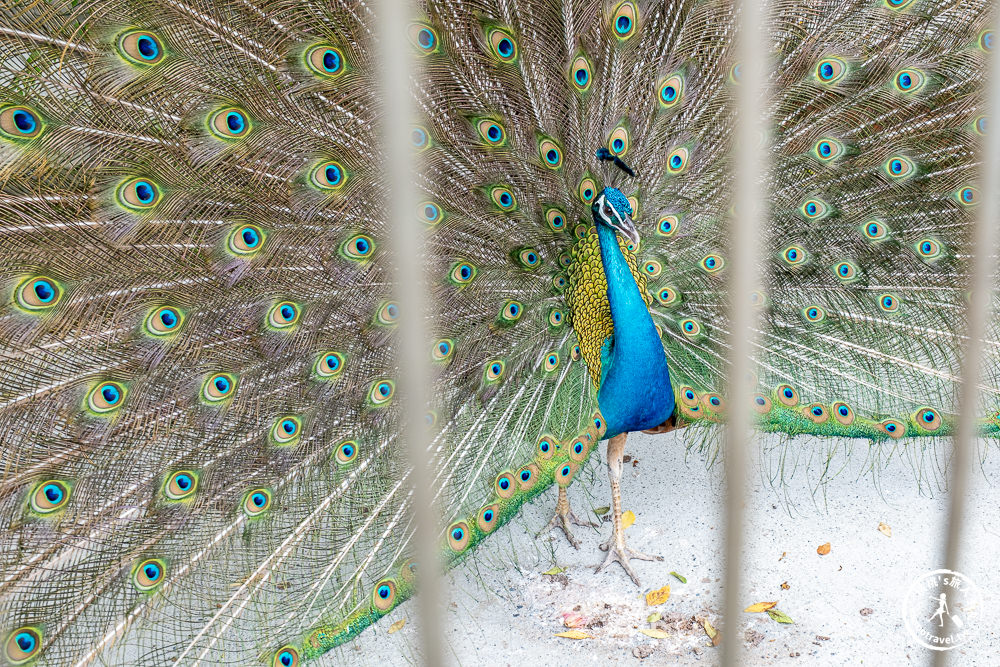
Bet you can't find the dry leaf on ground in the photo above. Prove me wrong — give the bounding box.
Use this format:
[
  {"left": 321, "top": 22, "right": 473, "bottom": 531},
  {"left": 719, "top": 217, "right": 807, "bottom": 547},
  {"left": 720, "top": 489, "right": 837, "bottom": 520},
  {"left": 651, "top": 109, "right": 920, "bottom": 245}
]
[
  {"left": 703, "top": 618, "right": 721, "bottom": 646},
  {"left": 622, "top": 510, "right": 636, "bottom": 530},
  {"left": 388, "top": 619, "right": 406, "bottom": 634},
  {"left": 878, "top": 522, "right": 892, "bottom": 537},
  {"left": 817, "top": 542, "right": 831, "bottom": 555},
  {"left": 555, "top": 630, "right": 592, "bottom": 640},
  {"left": 542, "top": 566, "right": 565, "bottom": 575},
  {"left": 767, "top": 608, "right": 795, "bottom": 624},
  {"left": 744, "top": 601, "right": 778, "bottom": 613},
  {"left": 639, "top": 628, "right": 670, "bottom": 639},
  {"left": 645, "top": 585, "right": 671, "bottom": 606}
]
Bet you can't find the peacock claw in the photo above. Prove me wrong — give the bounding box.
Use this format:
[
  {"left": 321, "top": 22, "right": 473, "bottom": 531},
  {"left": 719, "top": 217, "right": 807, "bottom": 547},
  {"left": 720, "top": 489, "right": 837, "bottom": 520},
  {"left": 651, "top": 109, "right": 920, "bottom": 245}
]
[
  {"left": 537, "top": 487, "right": 597, "bottom": 549},
  {"left": 595, "top": 542, "right": 662, "bottom": 586}
]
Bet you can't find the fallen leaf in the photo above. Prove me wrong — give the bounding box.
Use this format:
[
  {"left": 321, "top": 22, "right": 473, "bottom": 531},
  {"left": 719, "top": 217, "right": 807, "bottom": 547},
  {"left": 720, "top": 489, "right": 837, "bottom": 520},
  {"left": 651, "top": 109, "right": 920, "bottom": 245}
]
[
  {"left": 780, "top": 581, "right": 790, "bottom": 590},
  {"left": 555, "top": 630, "right": 591, "bottom": 640},
  {"left": 778, "top": 551, "right": 787, "bottom": 562},
  {"left": 817, "top": 542, "right": 831, "bottom": 556},
  {"left": 744, "top": 601, "right": 779, "bottom": 613},
  {"left": 388, "top": 619, "right": 406, "bottom": 634},
  {"left": 639, "top": 628, "right": 670, "bottom": 639},
  {"left": 542, "top": 566, "right": 565, "bottom": 575},
  {"left": 645, "top": 585, "right": 670, "bottom": 606},
  {"left": 669, "top": 571, "right": 687, "bottom": 584},
  {"left": 703, "top": 618, "right": 721, "bottom": 646},
  {"left": 562, "top": 612, "right": 586, "bottom": 628},
  {"left": 594, "top": 506, "right": 610, "bottom": 516},
  {"left": 878, "top": 522, "right": 892, "bottom": 537},
  {"left": 767, "top": 608, "right": 794, "bottom": 624},
  {"left": 622, "top": 510, "right": 636, "bottom": 530},
  {"left": 647, "top": 612, "right": 661, "bottom": 623}
]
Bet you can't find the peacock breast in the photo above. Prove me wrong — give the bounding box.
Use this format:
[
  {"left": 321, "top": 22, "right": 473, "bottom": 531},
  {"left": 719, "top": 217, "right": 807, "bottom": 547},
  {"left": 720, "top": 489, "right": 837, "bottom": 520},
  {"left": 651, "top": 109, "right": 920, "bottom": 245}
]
[{"left": 564, "top": 227, "right": 652, "bottom": 391}]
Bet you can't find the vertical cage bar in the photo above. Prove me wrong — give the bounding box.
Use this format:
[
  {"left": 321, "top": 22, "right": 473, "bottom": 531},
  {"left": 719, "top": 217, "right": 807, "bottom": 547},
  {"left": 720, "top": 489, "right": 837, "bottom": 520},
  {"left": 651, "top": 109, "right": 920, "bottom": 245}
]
[
  {"left": 932, "top": 7, "right": 1000, "bottom": 667},
  {"left": 379, "top": 0, "right": 445, "bottom": 664},
  {"left": 722, "top": 0, "right": 769, "bottom": 663}
]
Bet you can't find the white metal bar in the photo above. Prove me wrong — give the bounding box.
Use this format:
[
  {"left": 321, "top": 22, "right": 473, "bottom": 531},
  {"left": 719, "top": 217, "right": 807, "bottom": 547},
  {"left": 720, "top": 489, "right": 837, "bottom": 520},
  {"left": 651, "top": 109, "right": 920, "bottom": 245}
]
[
  {"left": 932, "top": 8, "right": 1000, "bottom": 667},
  {"left": 722, "top": 0, "right": 769, "bottom": 663},
  {"left": 379, "top": 1, "right": 445, "bottom": 664}
]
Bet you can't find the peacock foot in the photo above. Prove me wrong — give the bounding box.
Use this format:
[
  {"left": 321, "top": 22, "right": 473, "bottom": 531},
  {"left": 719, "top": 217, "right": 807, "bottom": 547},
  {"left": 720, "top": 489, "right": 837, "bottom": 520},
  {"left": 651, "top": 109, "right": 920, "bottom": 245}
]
[
  {"left": 537, "top": 486, "right": 597, "bottom": 549},
  {"left": 595, "top": 539, "right": 663, "bottom": 586}
]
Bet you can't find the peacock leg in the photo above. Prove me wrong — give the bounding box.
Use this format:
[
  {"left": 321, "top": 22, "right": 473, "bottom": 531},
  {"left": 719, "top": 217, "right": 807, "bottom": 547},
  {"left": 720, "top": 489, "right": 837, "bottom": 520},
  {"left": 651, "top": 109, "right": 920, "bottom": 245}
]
[
  {"left": 537, "top": 485, "right": 597, "bottom": 549},
  {"left": 596, "top": 432, "right": 663, "bottom": 585}
]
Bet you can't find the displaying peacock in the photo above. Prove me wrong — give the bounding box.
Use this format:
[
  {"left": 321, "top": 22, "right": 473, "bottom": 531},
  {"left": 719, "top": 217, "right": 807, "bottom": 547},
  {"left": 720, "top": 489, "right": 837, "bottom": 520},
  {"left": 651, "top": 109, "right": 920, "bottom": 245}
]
[{"left": 1, "top": 0, "right": 996, "bottom": 664}]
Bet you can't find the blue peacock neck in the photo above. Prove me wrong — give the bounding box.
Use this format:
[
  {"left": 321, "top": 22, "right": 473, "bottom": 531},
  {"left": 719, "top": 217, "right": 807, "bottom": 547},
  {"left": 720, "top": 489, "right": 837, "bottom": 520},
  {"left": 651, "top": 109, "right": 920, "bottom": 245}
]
[{"left": 594, "top": 221, "right": 675, "bottom": 436}]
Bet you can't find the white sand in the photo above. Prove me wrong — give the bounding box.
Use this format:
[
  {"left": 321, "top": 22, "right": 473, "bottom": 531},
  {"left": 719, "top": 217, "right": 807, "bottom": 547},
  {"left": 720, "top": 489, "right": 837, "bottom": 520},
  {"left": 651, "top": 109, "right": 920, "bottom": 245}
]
[{"left": 340, "top": 431, "right": 999, "bottom": 665}]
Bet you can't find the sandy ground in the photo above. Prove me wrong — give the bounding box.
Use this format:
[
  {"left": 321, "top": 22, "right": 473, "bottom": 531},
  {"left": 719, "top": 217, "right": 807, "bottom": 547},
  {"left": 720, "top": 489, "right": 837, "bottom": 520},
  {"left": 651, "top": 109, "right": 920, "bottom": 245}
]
[{"left": 335, "top": 432, "right": 999, "bottom": 666}]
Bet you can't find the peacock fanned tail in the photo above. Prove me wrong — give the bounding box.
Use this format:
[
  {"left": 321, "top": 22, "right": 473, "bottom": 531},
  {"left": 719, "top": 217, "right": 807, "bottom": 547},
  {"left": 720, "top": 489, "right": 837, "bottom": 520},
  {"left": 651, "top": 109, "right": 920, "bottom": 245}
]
[{"left": 0, "top": 0, "right": 995, "bottom": 664}]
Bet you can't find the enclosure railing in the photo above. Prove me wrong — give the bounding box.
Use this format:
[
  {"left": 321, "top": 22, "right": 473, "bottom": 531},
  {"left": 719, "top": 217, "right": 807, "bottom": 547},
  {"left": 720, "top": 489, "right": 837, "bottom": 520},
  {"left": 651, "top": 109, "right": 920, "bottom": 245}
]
[{"left": 378, "top": 0, "right": 998, "bottom": 664}]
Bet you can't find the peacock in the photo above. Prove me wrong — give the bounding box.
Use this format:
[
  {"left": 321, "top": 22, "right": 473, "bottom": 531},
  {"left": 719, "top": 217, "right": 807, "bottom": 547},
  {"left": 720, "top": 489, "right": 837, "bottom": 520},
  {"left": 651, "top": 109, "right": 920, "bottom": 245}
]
[{"left": 0, "top": 0, "right": 996, "bottom": 664}]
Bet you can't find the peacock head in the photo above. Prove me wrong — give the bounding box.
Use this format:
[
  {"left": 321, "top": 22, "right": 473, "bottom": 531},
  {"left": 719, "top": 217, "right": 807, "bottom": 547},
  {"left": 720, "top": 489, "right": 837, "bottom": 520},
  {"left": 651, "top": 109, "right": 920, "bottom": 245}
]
[{"left": 592, "top": 187, "right": 639, "bottom": 246}]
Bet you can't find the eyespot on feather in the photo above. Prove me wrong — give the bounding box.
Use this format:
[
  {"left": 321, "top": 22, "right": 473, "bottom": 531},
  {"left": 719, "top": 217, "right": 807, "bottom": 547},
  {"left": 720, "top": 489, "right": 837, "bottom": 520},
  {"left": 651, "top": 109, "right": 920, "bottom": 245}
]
[
  {"left": 656, "top": 286, "right": 680, "bottom": 307},
  {"left": 883, "top": 155, "right": 915, "bottom": 179},
  {"left": 752, "top": 394, "right": 772, "bottom": 414},
  {"left": 700, "top": 254, "right": 723, "bottom": 273},
  {"left": 202, "top": 373, "right": 236, "bottom": 403},
  {"left": 955, "top": 186, "right": 980, "bottom": 206},
  {"left": 408, "top": 23, "right": 440, "bottom": 55},
  {"left": 315, "top": 351, "right": 345, "bottom": 379},
  {"left": 369, "top": 380, "right": 395, "bottom": 406},
  {"left": 208, "top": 108, "right": 250, "bottom": 140},
  {"left": 0, "top": 106, "right": 44, "bottom": 141},
  {"left": 87, "top": 381, "right": 127, "bottom": 414},
  {"left": 495, "top": 471, "right": 516, "bottom": 498},
  {"left": 305, "top": 44, "right": 346, "bottom": 78},
  {"left": 570, "top": 55, "right": 593, "bottom": 92},
  {"left": 833, "top": 261, "right": 859, "bottom": 282},
  {"left": 117, "top": 178, "right": 161, "bottom": 210},
  {"left": 812, "top": 137, "right": 844, "bottom": 161},
  {"left": 657, "top": 74, "right": 684, "bottom": 108},
  {"left": 545, "top": 206, "right": 567, "bottom": 231},
  {"left": 499, "top": 300, "right": 522, "bottom": 323},
  {"left": 781, "top": 244, "right": 807, "bottom": 266},
  {"left": 832, "top": 402, "right": 855, "bottom": 425},
  {"left": 476, "top": 118, "right": 506, "bottom": 147},
  {"left": 878, "top": 293, "right": 900, "bottom": 313},
  {"left": 915, "top": 238, "right": 942, "bottom": 261},
  {"left": 802, "top": 305, "right": 826, "bottom": 323},
  {"left": 568, "top": 436, "right": 589, "bottom": 462},
  {"left": 679, "top": 318, "right": 702, "bottom": 339},
  {"left": 243, "top": 488, "right": 272, "bottom": 516},
  {"left": 486, "top": 27, "right": 518, "bottom": 62},
  {"left": 517, "top": 464, "right": 540, "bottom": 491},
  {"left": 447, "top": 522, "right": 470, "bottom": 551},
  {"left": 536, "top": 435, "right": 556, "bottom": 460},
  {"left": 815, "top": 57, "right": 847, "bottom": 84},
  {"left": 861, "top": 219, "right": 889, "bottom": 242},
  {"left": 418, "top": 201, "right": 443, "bottom": 225},
  {"left": 228, "top": 224, "right": 265, "bottom": 255},
  {"left": 776, "top": 384, "right": 799, "bottom": 407},
  {"left": 164, "top": 471, "right": 197, "bottom": 501},
  {"left": 449, "top": 261, "right": 476, "bottom": 286},
  {"left": 804, "top": 403, "right": 829, "bottom": 424},
  {"left": 679, "top": 386, "right": 699, "bottom": 408},
  {"left": 538, "top": 138, "right": 563, "bottom": 168},
  {"left": 666, "top": 147, "right": 688, "bottom": 174},
  {"left": 15, "top": 276, "right": 63, "bottom": 312},
  {"left": 372, "top": 580, "right": 397, "bottom": 611},
  {"left": 272, "top": 646, "right": 300, "bottom": 667},
  {"left": 377, "top": 301, "right": 400, "bottom": 326},
  {"left": 578, "top": 176, "right": 597, "bottom": 204},
  {"left": 5, "top": 627, "right": 41, "bottom": 664},
  {"left": 335, "top": 440, "right": 358, "bottom": 464},
  {"left": 554, "top": 462, "right": 577, "bottom": 486},
  {"left": 800, "top": 198, "right": 829, "bottom": 220},
  {"left": 117, "top": 29, "right": 165, "bottom": 66},
  {"left": 271, "top": 416, "right": 302, "bottom": 445},
  {"left": 490, "top": 186, "right": 517, "bottom": 211},
  {"left": 879, "top": 418, "right": 906, "bottom": 439},
  {"left": 133, "top": 558, "right": 166, "bottom": 591},
  {"left": 311, "top": 161, "right": 348, "bottom": 191},
  {"left": 608, "top": 126, "right": 630, "bottom": 157},
  {"left": 913, "top": 407, "right": 942, "bottom": 431},
  {"left": 268, "top": 301, "right": 301, "bottom": 329},
  {"left": 341, "top": 234, "right": 375, "bottom": 262},
  {"left": 657, "top": 214, "right": 680, "bottom": 237},
  {"left": 477, "top": 504, "right": 500, "bottom": 532},
  {"left": 484, "top": 359, "right": 505, "bottom": 383},
  {"left": 543, "top": 352, "right": 559, "bottom": 372},
  {"left": 145, "top": 306, "right": 184, "bottom": 336},
  {"left": 30, "top": 480, "right": 71, "bottom": 514},
  {"left": 611, "top": 1, "right": 638, "bottom": 39},
  {"left": 893, "top": 68, "right": 925, "bottom": 94}
]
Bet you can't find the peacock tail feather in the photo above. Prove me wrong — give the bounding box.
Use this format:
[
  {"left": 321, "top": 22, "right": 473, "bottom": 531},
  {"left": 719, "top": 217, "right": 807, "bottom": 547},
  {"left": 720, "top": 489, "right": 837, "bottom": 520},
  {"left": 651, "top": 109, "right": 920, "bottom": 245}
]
[{"left": 0, "top": 0, "right": 996, "bottom": 663}]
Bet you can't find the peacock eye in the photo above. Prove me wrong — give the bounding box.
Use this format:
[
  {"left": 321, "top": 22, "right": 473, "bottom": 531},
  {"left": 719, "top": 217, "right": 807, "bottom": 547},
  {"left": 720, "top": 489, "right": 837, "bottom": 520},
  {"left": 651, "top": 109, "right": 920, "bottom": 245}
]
[{"left": 603, "top": 205, "right": 612, "bottom": 215}]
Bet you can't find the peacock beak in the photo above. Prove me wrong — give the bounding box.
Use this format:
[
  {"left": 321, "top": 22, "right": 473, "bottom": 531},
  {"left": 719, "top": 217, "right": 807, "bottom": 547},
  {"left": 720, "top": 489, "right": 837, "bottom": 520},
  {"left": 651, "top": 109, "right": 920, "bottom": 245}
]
[{"left": 613, "top": 213, "right": 640, "bottom": 247}]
